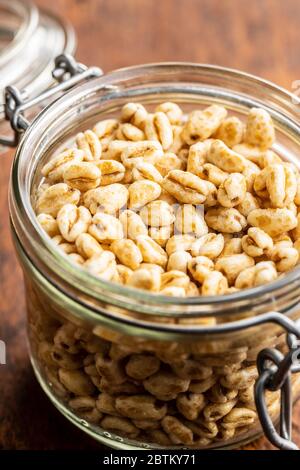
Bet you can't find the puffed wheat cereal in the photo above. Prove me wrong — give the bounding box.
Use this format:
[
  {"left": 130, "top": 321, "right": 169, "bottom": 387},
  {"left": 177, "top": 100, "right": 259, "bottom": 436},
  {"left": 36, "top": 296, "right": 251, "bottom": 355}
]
[
  {"left": 96, "top": 160, "right": 125, "bottom": 185},
  {"left": 244, "top": 108, "right": 275, "bottom": 150},
  {"left": 213, "top": 116, "right": 244, "bottom": 148},
  {"left": 42, "top": 149, "right": 84, "bottom": 183},
  {"left": 155, "top": 102, "right": 183, "bottom": 125},
  {"left": 83, "top": 184, "right": 128, "bottom": 214},
  {"left": 36, "top": 183, "right": 80, "bottom": 217},
  {"left": 57, "top": 204, "right": 91, "bottom": 242},
  {"left": 33, "top": 102, "right": 300, "bottom": 448},
  {"left": 182, "top": 105, "right": 227, "bottom": 145},
  {"left": 76, "top": 130, "right": 102, "bottom": 161},
  {"left": 144, "top": 112, "right": 173, "bottom": 150},
  {"left": 63, "top": 162, "right": 101, "bottom": 191},
  {"left": 162, "top": 170, "right": 211, "bottom": 205}
]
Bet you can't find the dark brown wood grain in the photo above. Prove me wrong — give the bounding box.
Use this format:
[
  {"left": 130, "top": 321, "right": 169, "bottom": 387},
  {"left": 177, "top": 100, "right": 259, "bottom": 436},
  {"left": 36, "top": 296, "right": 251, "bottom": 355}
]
[{"left": 1, "top": 0, "right": 300, "bottom": 451}]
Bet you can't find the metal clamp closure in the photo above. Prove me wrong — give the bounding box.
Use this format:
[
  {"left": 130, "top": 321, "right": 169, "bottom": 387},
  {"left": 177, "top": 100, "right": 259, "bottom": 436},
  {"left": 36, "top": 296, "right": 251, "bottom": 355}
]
[
  {"left": 255, "top": 321, "right": 300, "bottom": 450},
  {"left": 0, "top": 54, "right": 102, "bottom": 147}
]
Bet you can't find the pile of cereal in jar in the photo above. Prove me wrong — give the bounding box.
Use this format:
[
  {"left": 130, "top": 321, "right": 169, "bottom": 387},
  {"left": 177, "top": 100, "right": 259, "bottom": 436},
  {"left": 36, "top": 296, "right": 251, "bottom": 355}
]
[{"left": 35, "top": 102, "right": 300, "bottom": 296}]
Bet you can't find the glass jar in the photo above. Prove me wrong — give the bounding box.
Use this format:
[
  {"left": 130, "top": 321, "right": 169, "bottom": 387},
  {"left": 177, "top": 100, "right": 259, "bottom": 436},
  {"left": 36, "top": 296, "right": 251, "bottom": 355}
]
[
  {"left": 6, "top": 61, "right": 300, "bottom": 450},
  {"left": 0, "top": 0, "right": 75, "bottom": 151}
]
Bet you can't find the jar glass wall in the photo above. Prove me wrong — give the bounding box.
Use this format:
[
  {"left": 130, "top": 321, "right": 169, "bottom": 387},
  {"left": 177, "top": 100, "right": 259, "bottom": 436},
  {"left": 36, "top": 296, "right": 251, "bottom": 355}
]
[{"left": 9, "top": 64, "right": 300, "bottom": 449}]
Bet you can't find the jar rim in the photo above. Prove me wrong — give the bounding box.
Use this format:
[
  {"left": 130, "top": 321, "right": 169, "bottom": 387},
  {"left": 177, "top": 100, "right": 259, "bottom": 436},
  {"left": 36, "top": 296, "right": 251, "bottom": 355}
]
[{"left": 9, "top": 61, "right": 300, "bottom": 318}]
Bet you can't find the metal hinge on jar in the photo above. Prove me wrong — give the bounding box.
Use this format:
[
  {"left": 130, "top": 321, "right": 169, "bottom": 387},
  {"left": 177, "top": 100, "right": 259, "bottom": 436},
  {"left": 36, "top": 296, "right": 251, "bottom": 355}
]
[
  {"left": 0, "top": 54, "right": 103, "bottom": 147},
  {"left": 255, "top": 317, "right": 300, "bottom": 450}
]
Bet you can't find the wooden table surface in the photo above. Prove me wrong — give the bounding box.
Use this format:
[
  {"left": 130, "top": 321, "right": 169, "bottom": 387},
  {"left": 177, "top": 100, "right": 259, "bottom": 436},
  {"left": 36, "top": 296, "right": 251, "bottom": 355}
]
[{"left": 1, "top": 0, "right": 300, "bottom": 450}]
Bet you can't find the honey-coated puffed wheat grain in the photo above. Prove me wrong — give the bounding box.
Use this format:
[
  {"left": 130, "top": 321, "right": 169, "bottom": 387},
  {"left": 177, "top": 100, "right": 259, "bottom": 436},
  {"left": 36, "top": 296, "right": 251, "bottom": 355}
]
[
  {"left": 63, "top": 162, "right": 101, "bottom": 191},
  {"left": 76, "top": 130, "right": 102, "bottom": 161}
]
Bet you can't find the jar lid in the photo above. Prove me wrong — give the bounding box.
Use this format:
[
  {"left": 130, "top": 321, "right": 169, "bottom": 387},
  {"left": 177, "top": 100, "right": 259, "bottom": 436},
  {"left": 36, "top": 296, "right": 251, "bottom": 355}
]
[{"left": 0, "top": 0, "right": 76, "bottom": 149}]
